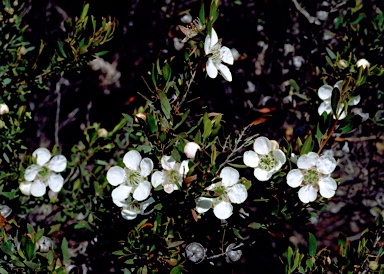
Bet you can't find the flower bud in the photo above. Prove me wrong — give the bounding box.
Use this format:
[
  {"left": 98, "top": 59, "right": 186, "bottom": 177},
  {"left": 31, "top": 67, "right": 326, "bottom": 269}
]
[
  {"left": 0, "top": 103, "right": 9, "bottom": 115},
  {"left": 356, "top": 58, "right": 370, "bottom": 69},
  {"left": 134, "top": 113, "right": 146, "bottom": 122},
  {"left": 184, "top": 142, "right": 201, "bottom": 159},
  {"left": 97, "top": 128, "right": 108, "bottom": 138}
]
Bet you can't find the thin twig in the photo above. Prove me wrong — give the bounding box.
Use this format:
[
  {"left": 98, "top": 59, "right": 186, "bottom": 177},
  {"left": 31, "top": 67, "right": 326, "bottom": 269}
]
[
  {"left": 291, "top": 0, "right": 321, "bottom": 25},
  {"left": 177, "top": 69, "right": 197, "bottom": 110},
  {"left": 54, "top": 78, "right": 69, "bottom": 150},
  {"left": 335, "top": 136, "right": 384, "bottom": 142}
]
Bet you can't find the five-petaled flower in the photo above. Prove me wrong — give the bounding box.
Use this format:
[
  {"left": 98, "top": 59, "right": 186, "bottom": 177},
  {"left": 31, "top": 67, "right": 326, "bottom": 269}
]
[
  {"left": 151, "top": 156, "right": 189, "bottom": 194},
  {"left": 204, "top": 28, "right": 234, "bottom": 82},
  {"left": 20, "top": 148, "right": 67, "bottom": 197},
  {"left": 195, "top": 167, "right": 248, "bottom": 220},
  {"left": 243, "top": 137, "right": 286, "bottom": 181},
  {"left": 287, "top": 152, "right": 337, "bottom": 203},
  {"left": 121, "top": 197, "right": 155, "bottom": 220},
  {"left": 318, "top": 80, "right": 360, "bottom": 120},
  {"left": 107, "top": 150, "right": 153, "bottom": 207}
]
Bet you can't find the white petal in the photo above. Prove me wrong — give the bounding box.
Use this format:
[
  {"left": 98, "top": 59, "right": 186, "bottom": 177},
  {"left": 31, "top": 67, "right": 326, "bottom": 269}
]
[
  {"left": 253, "top": 137, "right": 271, "bottom": 155},
  {"left": 243, "top": 150, "right": 260, "bottom": 168},
  {"left": 184, "top": 142, "right": 201, "bottom": 159},
  {"left": 217, "top": 63, "right": 232, "bottom": 82},
  {"left": 318, "top": 85, "right": 333, "bottom": 100},
  {"left": 121, "top": 209, "right": 138, "bottom": 220},
  {"left": 316, "top": 155, "right": 337, "bottom": 174},
  {"left": 163, "top": 183, "right": 175, "bottom": 194},
  {"left": 204, "top": 33, "right": 212, "bottom": 54},
  {"left": 298, "top": 185, "right": 317, "bottom": 203},
  {"left": 318, "top": 177, "right": 337, "bottom": 198},
  {"left": 196, "top": 197, "right": 214, "bottom": 213},
  {"left": 140, "top": 158, "right": 153, "bottom": 177},
  {"left": 140, "top": 197, "right": 155, "bottom": 212},
  {"left": 111, "top": 185, "right": 132, "bottom": 207},
  {"left": 161, "top": 156, "right": 176, "bottom": 171},
  {"left": 206, "top": 58, "right": 218, "bottom": 79},
  {"left": 227, "top": 184, "right": 248, "bottom": 204},
  {"left": 25, "top": 164, "right": 39, "bottom": 181},
  {"left": 123, "top": 150, "right": 142, "bottom": 171},
  {"left": 273, "top": 149, "right": 286, "bottom": 169},
  {"left": 220, "top": 167, "right": 239, "bottom": 187},
  {"left": 30, "top": 180, "right": 47, "bottom": 197},
  {"left": 334, "top": 80, "right": 343, "bottom": 91},
  {"left": 297, "top": 152, "right": 319, "bottom": 169},
  {"left": 210, "top": 28, "right": 218, "bottom": 48},
  {"left": 318, "top": 101, "right": 332, "bottom": 116},
  {"left": 287, "top": 169, "right": 303, "bottom": 188},
  {"left": 133, "top": 181, "right": 151, "bottom": 201},
  {"left": 254, "top": 168, "right": 272, "bottom": 181},
  {"left": 47, "top": 174, "right": 64, "bottom": 192},
  {"left": 206, "top": 182, "right": 221, "bottom": 191},
  {"left": 48, "top": 155, "right": 67, "bottom": 172},
  {"left": 32, "top": 148, "right": 51, "bottom": 166},
  {"left": 151, "top": 171, "right": 164, "bottom": 188},
  {"left": 213, "top": 201, "right": 233, "bottom": 220},
  {"left": 348, "top": 95, "right": 360, "bottom": 106},
  {"left": 220, "top": 46, "right": 234, "bottom": 65},
  {"left": 179, "top": 160, "right": 189, "bottom": 176},
  {"left": 106, "top": 166, "right": 126, "bottom": 186},
  {"left": 19, "top": 182, "right": 32, "bottom": 196}
]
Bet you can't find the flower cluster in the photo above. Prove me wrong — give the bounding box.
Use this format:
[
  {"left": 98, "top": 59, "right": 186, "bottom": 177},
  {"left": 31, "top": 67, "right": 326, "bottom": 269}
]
[
  {"left": 20, "top": 148, "right": 67, "bottom": 197},
  {"left": 195, "top": 167, "right": 248, "bottom": 220},
  {"left": 243, "top": 136, "right": 286, "bottom": 181},
  {"left": 287, "top": 152, "right": 337, "bottom": 203}
]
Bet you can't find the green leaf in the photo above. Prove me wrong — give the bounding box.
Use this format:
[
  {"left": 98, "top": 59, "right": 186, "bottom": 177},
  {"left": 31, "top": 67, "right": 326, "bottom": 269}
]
[
  {"left": 338, "top": 115, "right": 361, "bottom": 134},
  {"left": 199, "top": 1, "right": 205, "bottom": 25},
  {"left": 95, "top": 50, "right": 109, "bottom": 56},
  {"left": 27, "top": 223, "right": 35, "bottom": 235},
  {"left": 286, "top": 246, "right": 293, "bottom": 269},
  {"left": 167, "top": 241, "right": 184, "bottom": 248},
  {"left": 61, "top": 237, "right": 69, "bottom": 263},
  {"left": 300, "top": 134, "right": 312, "bottom": 156},
  {"left": 326, "top": 47, "right": 336, "bottom": 59},
  {"left": 308, "top": 233, "right": 317, "bottom": 257},
  {"left": 316, "top": 123, "right": 323, "bottom": 146},
  {"left": 24, "top": 261, "right": 39, "bottom": 270},
  {"left": 170, "top": 265, "right": 183, "bottom": 274},
  {"left": 147, "top": 115, "right": 157, "bottom": 133},
  {"left": 202, "top": 113, "right": 212, "bottom": 142},
  {"left": 80, "top": 3, "right": 90, "bottom": 19},
  {"left": 163, "top": 63, "right": 171, "bottom": 83},
  {"left": 158, "top": 91, "right": 172, "bottom": 119},
  {"left": 325, "top": 55, "right": 333, "bottom": 67},
  {"left": 233, "top": 228, "right": 246, "bottom": 240},
  {"left": 36, "top": 228, "right": 45, "bottom": 242},
  {"left": 331, "top": 87, "right": 340, "bottom": 118},
  {"left": 248, "top": 222, "right": 262, "bottom": 229},
  {"left": 2, "top": 78, "right": 11, "bottom": 86},
  {"left": 57, "top": 40, "right": 67, "bottom": 58}
]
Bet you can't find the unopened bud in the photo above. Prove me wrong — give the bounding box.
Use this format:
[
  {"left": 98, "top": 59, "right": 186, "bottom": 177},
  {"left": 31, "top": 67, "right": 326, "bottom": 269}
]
[
  {"left": 369, "top": 261, "right": 379, "bottom": 271},
  {"left": 338, "top": 59, "right": 348, "bottom": 68},
  {"left": 97, "top": 128, "right": 108, "bottom": 138},
  {"left": 134, "top": 113, "right": 146, "bottom": 122},
  {"left": 0, "top": 103, "right": 9, "bottom": 115},
  {"left": 356, "top": 58, "right": 370, "bottom": 69},
  {"left": 184, "top": 142, "right": 201, "bottom": 159},
  {"left": 19, "top": 46, "right": 27, "bottom": 55}
]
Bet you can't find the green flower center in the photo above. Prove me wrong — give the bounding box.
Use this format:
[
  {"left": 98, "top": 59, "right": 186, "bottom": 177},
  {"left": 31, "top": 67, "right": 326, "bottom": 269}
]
[
  {"left": 37, "top": 166, "right": 50, "bottom": 181},
  {"left": 125, "top": 168, "right": 145, "bottom": 186},
  {"left": 258, "top": 151, "right": 277, "bottom": 171},
  {"left": 164, "top": 169, "right": 181, "bottom": 186},
  {"left": 303, "top": 169, "right": 319, "bottom": 185}
]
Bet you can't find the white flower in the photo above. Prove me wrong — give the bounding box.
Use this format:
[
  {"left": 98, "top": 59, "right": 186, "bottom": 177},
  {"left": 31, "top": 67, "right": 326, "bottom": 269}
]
[
  {"left": 204, "top": 28, "right": 234, "bottom": 82},
  {"left": 184, "top": 142, "right": 201, "bottom": 159},
  {"left": 179, "top": 18, "right": 203, "bottom": 43},
  {"left": 151, "top": 156, "right": 189, "bottom": 194},
  {"left": 20, "top": 148, "right": 67, "bottom": 197},
  {"left": 318, "top": 80, "right": 361, "bottom": 119},
  {"left": 107, "top": 150, "right": 153, "bottom": 206},
  {"left": 356, "top": 58, "right": 370, "bottom": 69},
  {"left": 0, "top": 103, "right": 9, "bottom": 115},
  {"left": 243, "top": 137, "right": 286, "bottom": 181},
  {"left": 195, "top": 167, "right": 248, "bottom": 220},
  {"left": 121, "top": 197, "right": 155, "bottom": 220},
  {"left": 286, "top": 152, "right": 337, "bottom": 203}
]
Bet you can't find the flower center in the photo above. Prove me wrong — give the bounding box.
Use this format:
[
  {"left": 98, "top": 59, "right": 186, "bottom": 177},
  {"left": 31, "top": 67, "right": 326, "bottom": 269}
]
[
  {"left": 125, "top": 168, "right": 145, "bottom": 186},
  {"left": 37, "top": 166, "right": 50, "bottom": 181},
  {"left": 303, "top": 169, "right": 319, "bottom": 185},
  {"left": 258, "top": 152, "right": 277, "bottom": 171},
  {"left": 164, "top": 169, "right": 181, "bottom": 186},
  {"left": 126, "top": 201, "right": 141, "bottom": 213}
]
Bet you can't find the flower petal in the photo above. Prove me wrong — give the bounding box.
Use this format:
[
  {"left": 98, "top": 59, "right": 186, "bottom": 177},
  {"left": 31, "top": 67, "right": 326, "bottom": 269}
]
[
  {"left": 254, "top": 168, "right": 272, "bottom": 181},
  {"left": 179, "top": 160, "right": 189, "bottom": 176},
  {"left": 318, "top": 84, "right": 332, "bottom": 100},
  {"left": 318, "top": 101, "right": 332, "bottom": 116},
  {"left": 48, "top": 155, "right": 67, "bottom": 172},
  {"left": 220, "top": 167, "right": 239, "bottom": 187},
  {"left": 140, "top": 157, "right": 153, "bottom": 177},
  {"left": 107, "top": 166, "right": 126, "bottom": 186},
  {"left": 287, "top": 169, "right": 303, "bottom": 188},
  {"left": 206, "top": 58, "right": 218, "bottom": 79},
  {"left": 334, "top": 80, "right": 343, "bottom": 91},
  {"left": 272, "top": 149, "right": 286, "bottom": 169},
  {"left": 318, "top": 177, "right": 337, "bottom": 198},
  {"left": 25, "top": 164, "right": 39, "bottom": 181},
  {"left": 133, "top": 181, "right": 151, "bottom": 201},
  {"left": 298, "top": 185, "right": 317, "bottom": 203},
  {"left": 151, "top": 171, "right": 164, "bottom": 188},
  {"left": 220, "top": 46, "right": 234, "bottom": 65},
  {"left": 30, "top": 180, "right": 47, "bottom": 197},
  {"left": 196, "top": 197, "right": 214, "bottom": 213},
  {"left": 316, "top": 155, "right": 337, "bottom": 174},
  {"left": 47, "top": 174, "right": 64, "bottom": 192},
  {"left": 213, "top": 201, "right": 233, "bottom": 220},
  {"left": 19, "top": 182, "right": 32, "bottom": 196},
  {"left": 217, "top": 63, "right": 232, "bottom": 82},
  {"left": 243, "top": 150, "right": 260, "bottom": 168},
  {"left": 121, "top": 209, "right": 138, "bottom": 220},
  {"left": 123, "top": 150, "right": 142, "bottom": 171},
  {"left": 253, "top": 137, "right": 271, "bottom": 155},
  {"left": 161, "top": 156, "right": 176, "bottom": 171},
  {"left": 33, "top": 148, "right": 51, "bottom": 166},
  {"left": 163, "top": 183, "right": 175, "bottom": 194},
  {"left": 297, "top": 152, "right": 319, "bottom": 169},
  {"left": 348, "top": 95, "right": 360, "bottom": 106},
  {"left": 227, "top": 184, "right": 248, "bottom": 204},
  {"left": 111, "top": 185, "right": 132, "bottom": 207}
]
